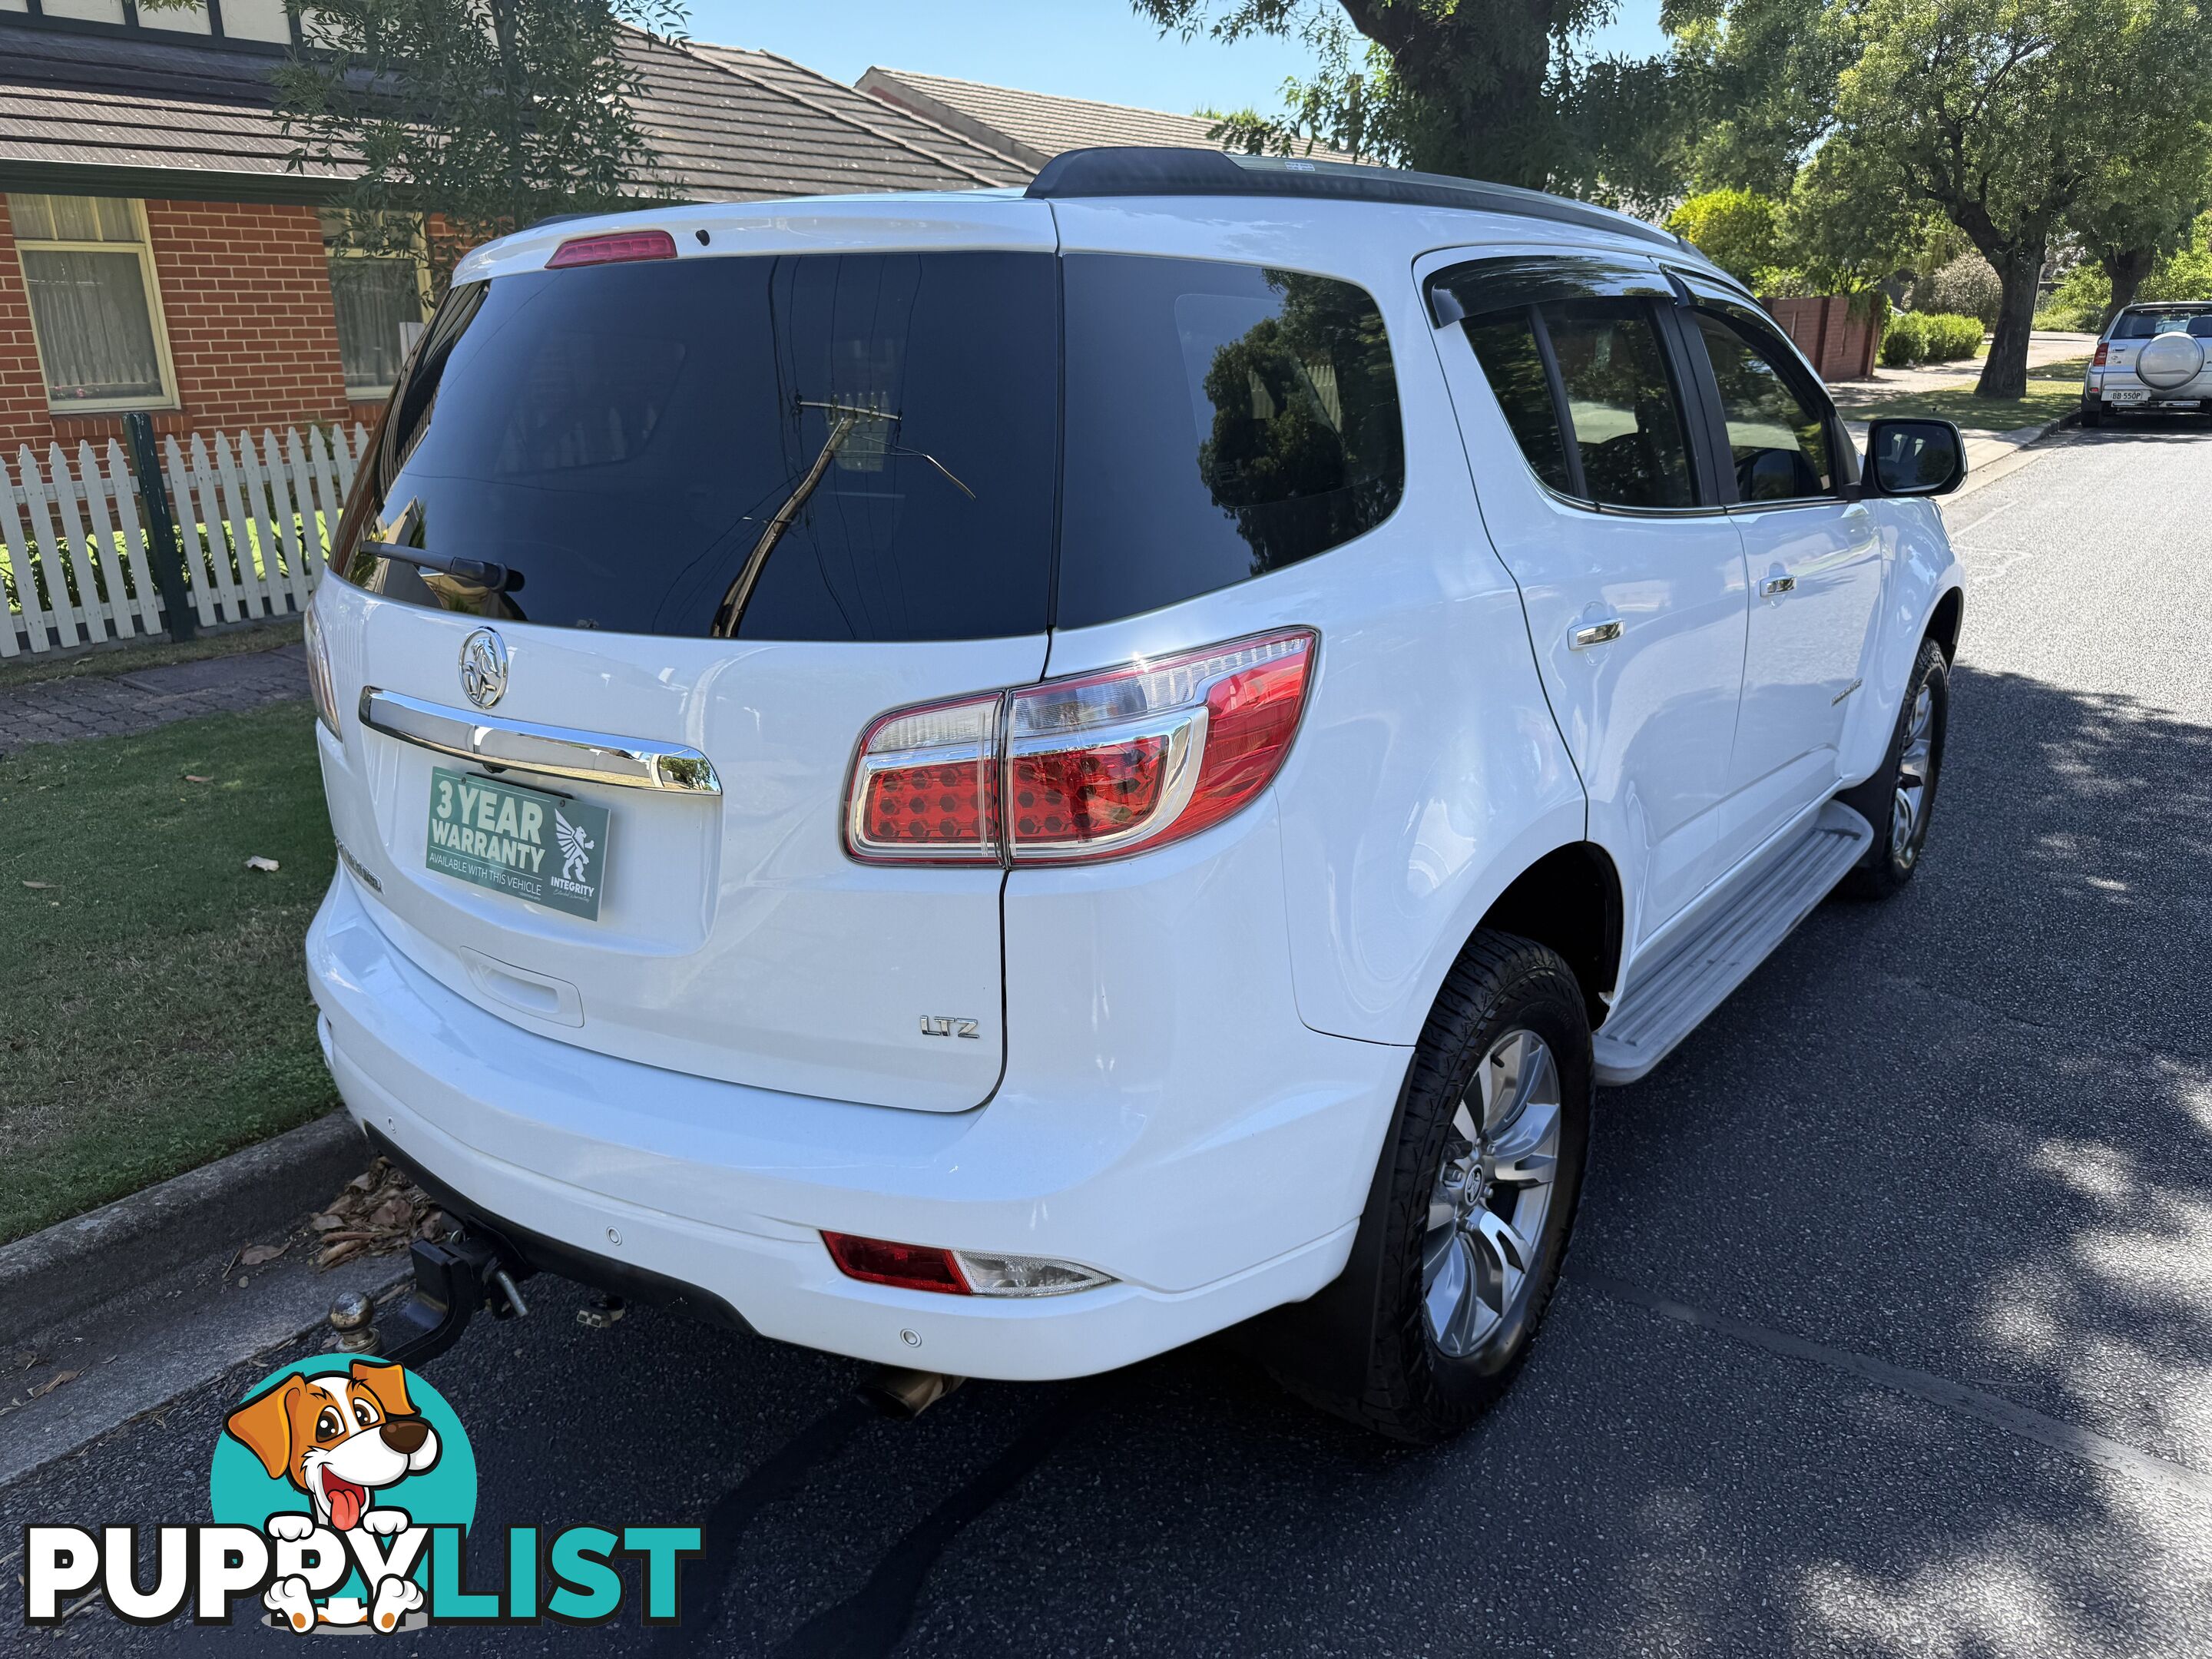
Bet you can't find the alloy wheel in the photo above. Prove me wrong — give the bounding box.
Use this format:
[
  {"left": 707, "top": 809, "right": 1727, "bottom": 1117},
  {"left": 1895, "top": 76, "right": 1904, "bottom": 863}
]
[
  {"left": 1892, "top": 683, "right": 1936, "bottom": 869},
  {"left": 1422, "top": 1029, "right": 1563, "bottom": 1358}
]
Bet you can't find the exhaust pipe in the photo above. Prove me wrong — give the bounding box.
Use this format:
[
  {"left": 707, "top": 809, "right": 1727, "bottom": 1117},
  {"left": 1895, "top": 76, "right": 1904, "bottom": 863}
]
[{"left": 859, "top": 1365, "right": 965, "bottom": 1420}]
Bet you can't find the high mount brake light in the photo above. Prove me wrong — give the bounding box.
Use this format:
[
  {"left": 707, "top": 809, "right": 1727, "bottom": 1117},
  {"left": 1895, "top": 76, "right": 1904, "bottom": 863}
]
[
  {"left": 545, "top": 229, "right": 678, "bottom": 270},
  {"left": 845, "top": 628, "right": 1316, "bottom": 867}
]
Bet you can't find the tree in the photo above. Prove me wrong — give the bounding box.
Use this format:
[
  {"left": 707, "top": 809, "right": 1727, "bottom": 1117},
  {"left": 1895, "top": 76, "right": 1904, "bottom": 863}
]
[
  {"left": 1815, "top": 0, "right": 2212, "bottom": 397},
  {"left": 1133, "top": 0, "right": 1681, "bottom": 198},
  {"left": 2067, "top": 151, "right": 2211, "bottom": 325},
  {"left": 1666, "top": 0, "right": 1853, "bottom": 195},
  {"left": 267, "top": 0, "right": 685, "bottom": 290},
  {"left": 1667, "top": 189, "right": 1786, "bottom": 286}
]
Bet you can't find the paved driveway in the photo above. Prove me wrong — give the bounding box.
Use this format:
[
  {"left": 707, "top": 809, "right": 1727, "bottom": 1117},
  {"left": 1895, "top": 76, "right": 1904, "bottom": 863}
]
[{"left": 8, "top": 419, "right": 2211, "bottom": 1657}]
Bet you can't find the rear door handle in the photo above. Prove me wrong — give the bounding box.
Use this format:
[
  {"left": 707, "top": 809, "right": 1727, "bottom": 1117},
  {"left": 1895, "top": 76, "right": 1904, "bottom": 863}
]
[{"left": 1570, "top": 618, "right": 1623, "bottom": 650}]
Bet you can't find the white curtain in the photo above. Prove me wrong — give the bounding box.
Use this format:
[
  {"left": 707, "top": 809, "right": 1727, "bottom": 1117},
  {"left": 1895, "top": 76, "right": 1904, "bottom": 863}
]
[
  {"left": 329, "top": 257, "right": 424, "bottom": 395},
  {"left": 19, "top": 249, "right": 164, "bottom": 404}
]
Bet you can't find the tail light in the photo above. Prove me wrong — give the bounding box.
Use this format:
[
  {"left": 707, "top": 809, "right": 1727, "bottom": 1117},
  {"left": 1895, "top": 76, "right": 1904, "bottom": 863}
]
[
  {"left": 546, "top": 229, "right": 677, "bottom": 270},
  {"left": 849, "top": 692, "right": 1003, "bottom": 863},
  {"left": 845, "top": 628, "right": 1316, "bottom": 866},
  {"left": 2092, "top": 341, "right": 2109, "bottom": 367},
  {"left": 303, "top": 604, "right": 340, "bottom": 737}
]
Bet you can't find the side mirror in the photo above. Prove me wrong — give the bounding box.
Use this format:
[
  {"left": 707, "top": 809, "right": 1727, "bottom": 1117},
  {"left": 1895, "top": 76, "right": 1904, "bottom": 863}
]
[{"left": 1863, "top": 418, "right": 1967, "bottom": 497}]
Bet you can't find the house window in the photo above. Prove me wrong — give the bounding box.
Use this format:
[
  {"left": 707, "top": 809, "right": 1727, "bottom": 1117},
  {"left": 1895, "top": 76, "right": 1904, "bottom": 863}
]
[
  {"left": 321, "top": 211, "right": 429, "bottom": 399},
  {"left": 9, "top": 194, "right": 176, "bottom": 411}
]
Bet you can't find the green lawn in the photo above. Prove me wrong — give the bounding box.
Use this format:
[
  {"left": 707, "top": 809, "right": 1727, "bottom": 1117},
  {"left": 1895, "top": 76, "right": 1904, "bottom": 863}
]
[
  {"left": 1836, "top": 356, "right": 2090, "bottom": 433},
  {"left": 0, "top": 700, "right": 338, "bottom": 1243}
]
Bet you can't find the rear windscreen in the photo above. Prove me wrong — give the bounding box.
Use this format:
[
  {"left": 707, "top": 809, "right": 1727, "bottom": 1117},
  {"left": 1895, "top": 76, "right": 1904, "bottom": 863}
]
[
  {"left": 340, "top": 252, "right": 1059, "bottom": 642},
  {"left": 2114, "top": 309, "right": 2212, "bottom": 339},
  {"left": 338, "top": 249, "right": 1402, "bottom": 641}
]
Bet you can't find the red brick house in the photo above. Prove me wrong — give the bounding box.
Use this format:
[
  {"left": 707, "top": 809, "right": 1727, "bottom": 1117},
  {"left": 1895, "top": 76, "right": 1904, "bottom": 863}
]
[{"left": 0, "top": 5, "right": 1025, "bottom": 459}]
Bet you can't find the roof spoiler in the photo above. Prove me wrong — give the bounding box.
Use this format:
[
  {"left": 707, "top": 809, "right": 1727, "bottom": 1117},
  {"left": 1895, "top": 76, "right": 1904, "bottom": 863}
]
[{"left": 1024, "top": 146, "right": 1689, "bottom": 253}]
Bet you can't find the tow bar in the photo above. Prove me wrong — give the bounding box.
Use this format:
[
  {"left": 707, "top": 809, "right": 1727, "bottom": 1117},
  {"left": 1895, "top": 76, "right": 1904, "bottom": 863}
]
[{"left": 327, "top": 1233, "right": 532, "bottom": 1368}]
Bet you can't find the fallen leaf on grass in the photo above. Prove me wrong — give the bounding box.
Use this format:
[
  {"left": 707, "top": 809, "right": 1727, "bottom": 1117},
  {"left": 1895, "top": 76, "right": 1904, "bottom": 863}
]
[
  {"left": 184, "top": 774, "right": 215, "bottom": 783},
  {"left": 27, "top": 1369, "right": 79, "bottom": 1399},
  {"left": 244, "top": 856, "right": 280, "bottom": 873},
  {"left": 239, "top": 1243, "right": 288, "bottom": 1267},
  {"left": 21, "top": 880, "right": 54, "bottom": 890}
]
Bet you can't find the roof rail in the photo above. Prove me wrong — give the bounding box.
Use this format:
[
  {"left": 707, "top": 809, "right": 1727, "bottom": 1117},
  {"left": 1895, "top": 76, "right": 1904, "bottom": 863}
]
[{"left": 1024, "top": 147, "right": 1687, "bottom": 253}]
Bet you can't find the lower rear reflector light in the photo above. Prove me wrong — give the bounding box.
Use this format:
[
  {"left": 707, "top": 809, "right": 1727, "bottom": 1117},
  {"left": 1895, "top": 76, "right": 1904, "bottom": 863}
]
[
  {"left": 823, "top": 1233, "right": 969, "bottom": 1294},
  {"left": 822, "top": 1233, "right": 1113, "bottom": 1298}
]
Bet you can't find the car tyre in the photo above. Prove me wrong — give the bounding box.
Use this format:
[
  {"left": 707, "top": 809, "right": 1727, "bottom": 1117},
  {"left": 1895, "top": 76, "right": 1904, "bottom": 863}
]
[
  {"left": 1839, "top": 636, "right": 1949, "bottom": 899},
  {"left": 2080, "top": 397, "right": 2103, "bottom": 428},
  {"left": 1272, "top": 931, "right": 1592, "bottom": 1444}
]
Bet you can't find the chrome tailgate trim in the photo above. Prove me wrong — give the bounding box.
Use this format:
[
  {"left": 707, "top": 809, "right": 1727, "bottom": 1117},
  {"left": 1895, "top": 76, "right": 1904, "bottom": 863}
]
[{"left": 358, "top": 688, "right": 721, "bottom": 796}]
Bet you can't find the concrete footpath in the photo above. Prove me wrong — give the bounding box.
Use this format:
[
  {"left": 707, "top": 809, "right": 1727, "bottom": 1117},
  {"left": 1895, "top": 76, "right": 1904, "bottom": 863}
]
[{"left": 0, "top": 639, "right": 306, "bottom": 755}]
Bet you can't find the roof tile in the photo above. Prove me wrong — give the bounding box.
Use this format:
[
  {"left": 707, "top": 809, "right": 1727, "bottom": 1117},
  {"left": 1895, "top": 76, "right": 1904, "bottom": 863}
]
[{"left": 856, "top": 66, "right": 1359, "bottom": 169}]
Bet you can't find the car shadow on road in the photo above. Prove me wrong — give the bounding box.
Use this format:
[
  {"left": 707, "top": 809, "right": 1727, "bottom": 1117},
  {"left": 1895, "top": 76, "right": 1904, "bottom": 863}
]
[{"left": 1568, "top": 658, "right": 2212, "bottom": 1656}]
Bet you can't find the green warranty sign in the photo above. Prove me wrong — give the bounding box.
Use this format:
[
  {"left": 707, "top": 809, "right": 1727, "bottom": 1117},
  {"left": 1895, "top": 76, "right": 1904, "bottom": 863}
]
[{"left": 426, "top": 767, "right": 610, "bottom": 921}]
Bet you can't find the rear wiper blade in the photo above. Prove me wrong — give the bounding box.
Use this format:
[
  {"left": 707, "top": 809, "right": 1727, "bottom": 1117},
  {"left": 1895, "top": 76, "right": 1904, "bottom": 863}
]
[{"left": 359, "top": 540, "right": 518, "bottom": 591}]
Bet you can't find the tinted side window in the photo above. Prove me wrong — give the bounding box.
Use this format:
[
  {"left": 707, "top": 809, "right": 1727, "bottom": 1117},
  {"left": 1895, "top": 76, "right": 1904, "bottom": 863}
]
[
  {"left": 1058, "top": 257, "right": 1403, "bottom": 630},
  {"left": 1694, "top": 313, "right": 1833, "bottom": 501},
  {"left": 1539, "top": 300, "right": 1697, "bottom": 510},
  {"left": 1463, "top": 310, "right": 1572, "bottom": 496},
  {"left": 338, "top": 251, "right": 1060, "bottom": 642}
]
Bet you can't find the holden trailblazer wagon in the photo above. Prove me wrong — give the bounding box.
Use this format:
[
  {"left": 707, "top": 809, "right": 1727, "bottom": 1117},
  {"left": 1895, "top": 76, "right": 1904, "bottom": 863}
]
[{"left": 303, "top": 147, "right": 1968, "bottom": 1441}]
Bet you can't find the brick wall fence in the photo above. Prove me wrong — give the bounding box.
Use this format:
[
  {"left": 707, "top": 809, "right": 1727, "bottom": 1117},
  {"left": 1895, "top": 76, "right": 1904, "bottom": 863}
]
[
  {"left": 1761, "top": 294, "right": 1882, "bottom": 382},
  {"left": 0, "top": 196, "right": 391, "bottom": 462}
]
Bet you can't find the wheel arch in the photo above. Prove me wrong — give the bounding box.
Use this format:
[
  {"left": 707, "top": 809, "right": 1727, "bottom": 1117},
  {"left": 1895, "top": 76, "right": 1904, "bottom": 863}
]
[
  {"left": 1474, "top": 840, "right": 1624, "bottom": 1028},
  {"left": 1926, "top": 584, "right": 1965, "bottom": 662}
]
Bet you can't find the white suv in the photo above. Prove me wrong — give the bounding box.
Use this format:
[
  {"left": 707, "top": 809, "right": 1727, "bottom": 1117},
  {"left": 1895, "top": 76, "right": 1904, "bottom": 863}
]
[{"left": 303, "top": 148, "right": 1966, "bottom": 1442}]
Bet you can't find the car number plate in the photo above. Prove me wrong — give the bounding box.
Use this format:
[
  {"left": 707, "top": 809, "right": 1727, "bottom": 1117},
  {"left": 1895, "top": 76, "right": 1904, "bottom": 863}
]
[
  {"left": 2107, "top": 388, "right": 2148, "bottom": 402},
  {"left": 426, "top": 767, "right": 610, "bottom": 920}
]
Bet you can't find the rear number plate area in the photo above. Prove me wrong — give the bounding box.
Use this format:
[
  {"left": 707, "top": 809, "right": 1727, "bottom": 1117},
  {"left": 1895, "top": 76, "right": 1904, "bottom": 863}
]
[
  {"left": 426, "top": 767, "right": 610, "bottom": 920},
  {"left": 2108, "top": 388, "right": 2147, "bottom": 402}
]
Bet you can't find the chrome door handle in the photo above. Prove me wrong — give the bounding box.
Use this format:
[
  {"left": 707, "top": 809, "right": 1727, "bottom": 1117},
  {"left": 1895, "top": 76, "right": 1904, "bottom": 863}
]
[
  {"left": 1761, "top": 575, "right": 1797, "bottom": 598},
  {"left": 1570, "top": 618, "right": 1623, "bottom": 650}
]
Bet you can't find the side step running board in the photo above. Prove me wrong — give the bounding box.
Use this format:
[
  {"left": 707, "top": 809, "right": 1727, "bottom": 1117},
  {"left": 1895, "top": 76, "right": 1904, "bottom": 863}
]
[{"left": 1594, "top": 800, "right": 1875, "bottom": 1086}]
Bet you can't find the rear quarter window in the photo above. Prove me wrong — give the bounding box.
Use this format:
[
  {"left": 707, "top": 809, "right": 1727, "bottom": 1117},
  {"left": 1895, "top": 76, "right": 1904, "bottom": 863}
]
[{"left": 1056, "top": 257, "right": 1404, "bottom": 630}]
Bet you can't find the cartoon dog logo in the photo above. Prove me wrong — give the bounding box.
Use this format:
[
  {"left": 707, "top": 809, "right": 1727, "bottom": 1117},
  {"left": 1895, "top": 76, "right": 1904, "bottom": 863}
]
[{"left": 223, "top": 1360, "right": 439, "bottom": 1633}]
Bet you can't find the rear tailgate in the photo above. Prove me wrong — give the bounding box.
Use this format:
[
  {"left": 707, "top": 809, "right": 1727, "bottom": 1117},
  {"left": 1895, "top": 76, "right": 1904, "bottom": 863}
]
[
  {"left": 318, "top": 587, "right": 1032, "bottom": 1109},
  {"left": 311, "top": 200, "right": 1058, "bottom": 1111}
]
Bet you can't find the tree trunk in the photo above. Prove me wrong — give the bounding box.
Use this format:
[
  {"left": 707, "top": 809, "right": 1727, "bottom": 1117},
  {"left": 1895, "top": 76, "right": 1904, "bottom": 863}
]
[
  {"left": 2101, "top": 247, "right": 2154, "bottom": 328},
  {"left": 1975, "top": 247, "right": 2043, "bottom": 399}
]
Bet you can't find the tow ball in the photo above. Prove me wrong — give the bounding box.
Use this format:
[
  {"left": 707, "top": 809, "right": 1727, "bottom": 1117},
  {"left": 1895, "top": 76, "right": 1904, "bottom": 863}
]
[{"left": 326, "top": 1233, "right": 532, "bottom": 1368}]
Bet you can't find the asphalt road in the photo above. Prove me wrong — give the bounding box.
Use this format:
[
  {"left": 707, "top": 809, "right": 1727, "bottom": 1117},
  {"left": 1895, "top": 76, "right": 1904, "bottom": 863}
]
[{"left": 10, "top": 417, "right": 2212, "bottom": 1658}]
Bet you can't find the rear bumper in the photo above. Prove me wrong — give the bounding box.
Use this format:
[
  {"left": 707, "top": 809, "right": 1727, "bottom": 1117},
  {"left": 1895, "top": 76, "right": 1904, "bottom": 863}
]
[{"left": 306, "top": 871, "right": 1399, "bottom": 1380}]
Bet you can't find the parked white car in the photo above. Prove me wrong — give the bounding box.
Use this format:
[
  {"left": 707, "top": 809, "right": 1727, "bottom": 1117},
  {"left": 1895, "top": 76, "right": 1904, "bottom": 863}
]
[
  {"left": 2082, "top": 301, "right": 2212, "bottom": 423},
  {"left": 303, "top": 149, "right": 1967, "bottom": 1442}
]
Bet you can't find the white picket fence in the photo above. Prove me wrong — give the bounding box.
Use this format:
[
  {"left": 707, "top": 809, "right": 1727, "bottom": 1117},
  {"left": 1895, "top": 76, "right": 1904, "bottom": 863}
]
[{"left": 0, "top": 424, "right": 369, "bottom": 658}]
